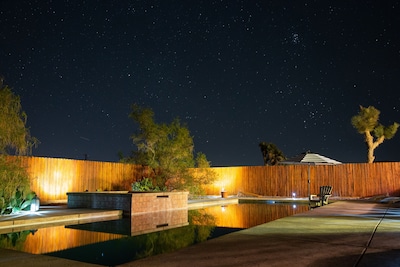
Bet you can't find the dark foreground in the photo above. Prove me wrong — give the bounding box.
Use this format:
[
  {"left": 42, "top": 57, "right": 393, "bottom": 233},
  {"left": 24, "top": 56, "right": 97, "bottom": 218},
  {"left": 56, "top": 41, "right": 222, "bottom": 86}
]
[{"left": 1, "top": 200, "right": 400, "bottom": 267}]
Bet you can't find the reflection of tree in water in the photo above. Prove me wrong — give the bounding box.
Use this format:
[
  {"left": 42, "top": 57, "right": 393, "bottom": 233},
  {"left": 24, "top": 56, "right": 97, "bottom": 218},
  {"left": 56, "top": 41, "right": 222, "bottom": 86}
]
[
  {"left": 0, "top": 230, "right": 33, "bottom": 250},
  {"left": 135, "top": 209, "right": 216, "bottom": 259},
  {"left": 189, "top": 209, "right": 216, "bottom": 242},
  {"left": 1, "top": 211, "right": 217, "bottom": 265}
]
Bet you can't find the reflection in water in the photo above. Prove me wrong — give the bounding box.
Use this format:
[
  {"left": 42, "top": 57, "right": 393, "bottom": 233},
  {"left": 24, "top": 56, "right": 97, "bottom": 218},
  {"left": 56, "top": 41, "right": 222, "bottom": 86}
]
[
  {"left": 47, "top": 210, "right": 216, "bottom": 266},
  {"left": 0, "top": 225, "right": 125, "bottom": 254},
  {"left": 67, "top": 209, "right": 189, "bottom": 236},
  {"left": 0, "top": 230, "right": 32, "bottom": 251},
  {"left": 0, "top": 202, "right": 308, "bottom": 265},
  {"left": 203, "top": 202, "right": 309, "bottom": 228}
]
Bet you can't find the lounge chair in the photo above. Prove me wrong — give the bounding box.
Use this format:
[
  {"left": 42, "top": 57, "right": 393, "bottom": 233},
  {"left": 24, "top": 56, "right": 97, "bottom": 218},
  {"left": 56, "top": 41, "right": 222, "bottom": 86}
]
[{"left": 309, "top": 185, "right": 332, "bottom": 207}]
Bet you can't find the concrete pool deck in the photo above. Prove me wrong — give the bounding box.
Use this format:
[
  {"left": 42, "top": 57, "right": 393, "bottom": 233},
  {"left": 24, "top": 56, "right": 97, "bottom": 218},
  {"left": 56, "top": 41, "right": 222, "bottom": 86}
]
[
  {"left": 122, "top": 199, "right": 400, "bottom": 267},
  {"left": 1, "top": 198, "right": 400, "bottom": 266},
  {"left": 0, "top": 205, "right": 123, "bottom": 234}
]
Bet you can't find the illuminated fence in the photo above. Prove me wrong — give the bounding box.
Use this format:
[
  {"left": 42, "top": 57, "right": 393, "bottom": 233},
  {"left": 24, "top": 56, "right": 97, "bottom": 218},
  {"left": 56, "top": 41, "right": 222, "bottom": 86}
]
[
  {"left": 11, "top": 156, "right": 146, "bottom": 203},
  {"left": 8, "top": 156, "right": 400, "bottom": 202},
  {"left": 200, "top": 163, "right": 400, "bottom": 198}
]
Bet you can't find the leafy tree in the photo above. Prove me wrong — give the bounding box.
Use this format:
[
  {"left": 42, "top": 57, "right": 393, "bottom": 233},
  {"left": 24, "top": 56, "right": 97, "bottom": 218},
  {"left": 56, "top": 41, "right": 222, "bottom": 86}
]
[
  {"left": 351, "top": 105, "right": 399, "bottom": 163},
  {"left": 187, "top": 152, "right": 217, "bottom": 196},
  {"left": 125, "top": 104, "right": 216, "bottom": 195},
  {"left": 0, "top": 78, "right": 38, "bottom": 155},
  {"left": 0, "top": 79, "right": 37, "bottom": 214},
  {"left": 133, "top": 209, "right": 215, "bottom": 260},
  {"left": 259, "top": 142, "right": 286, "bottom": 165}
]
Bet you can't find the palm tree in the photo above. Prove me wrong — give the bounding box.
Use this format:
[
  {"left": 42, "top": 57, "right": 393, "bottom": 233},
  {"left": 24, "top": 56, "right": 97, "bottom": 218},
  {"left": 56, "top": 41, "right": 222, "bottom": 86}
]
[{"left": 259, "top": 142, "right": 286, "bottom": 166}]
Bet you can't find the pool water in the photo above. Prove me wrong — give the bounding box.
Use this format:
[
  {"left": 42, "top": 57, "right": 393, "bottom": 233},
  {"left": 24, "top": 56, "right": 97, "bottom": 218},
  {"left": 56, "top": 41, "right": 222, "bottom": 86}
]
[{"left": 0, "top": 202, "right": 309, "bottom": 266}]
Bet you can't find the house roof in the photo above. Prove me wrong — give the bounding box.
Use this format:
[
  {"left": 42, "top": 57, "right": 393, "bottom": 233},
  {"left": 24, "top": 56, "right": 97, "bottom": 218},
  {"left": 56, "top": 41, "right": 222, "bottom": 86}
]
[{"left": 279, "top": 152, "right": 342, "bottom": 165}]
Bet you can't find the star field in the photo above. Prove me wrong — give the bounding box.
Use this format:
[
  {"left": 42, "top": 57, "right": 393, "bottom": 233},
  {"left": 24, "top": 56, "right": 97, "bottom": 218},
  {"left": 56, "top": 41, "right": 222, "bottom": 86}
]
[{"left": 1, "top": 1, "right": 400, "bottom": 166}]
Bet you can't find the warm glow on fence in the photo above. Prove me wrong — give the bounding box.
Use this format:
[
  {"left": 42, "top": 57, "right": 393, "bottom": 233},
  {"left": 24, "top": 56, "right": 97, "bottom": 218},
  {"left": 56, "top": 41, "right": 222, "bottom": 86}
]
[
  {"left": 205, "top": 166, "right": 243, "bottom": 195},
  {"left": 203, "top": 163, "right": 400, "bottom": 198},
  {"left": 8, "top": 156, "right": 400, "bottom": 202},
  {"left": 11, "top": 156, "right": 146, "bottom": 203}
]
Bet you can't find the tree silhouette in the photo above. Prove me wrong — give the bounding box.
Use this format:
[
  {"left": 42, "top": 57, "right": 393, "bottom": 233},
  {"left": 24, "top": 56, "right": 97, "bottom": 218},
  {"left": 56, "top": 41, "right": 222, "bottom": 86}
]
[
  {"left": 0, "top": 79, "right": 38, "bottom": 155},
  {"left": 259, "top": 142, "right": 286, "bottom": 166},
  {"left": 351, "top": 105, "right": 399, "bottom": 163},
  {"left": 0, "top": 79, "right": 37, "bottom": 214},
  {"left": 125, "top": 104, "right": 216, "bottom": 194}
]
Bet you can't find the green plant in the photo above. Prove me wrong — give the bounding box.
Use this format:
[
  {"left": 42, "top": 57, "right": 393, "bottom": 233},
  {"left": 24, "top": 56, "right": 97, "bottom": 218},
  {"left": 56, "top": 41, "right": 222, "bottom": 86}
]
[
  {"left": 0, "top": 156, "right": 33, "bottom": 215},
  {"left": 0, "top": 79, "right": 37, "bottom": 215},
  {"left": 0, "top": 81, "right": 38, "bottom": 155},
  {"left": 131, "top": 177, "right": 166, "bottom": 192},
  {"left": 0, "top": 230, "right": 32, "bottom": 249},
  {"left": 124, "top": 105, "right": 217, "bottom": 195},
  {"left": 7, "top": 190, "right": 35, "bottom": 214}
]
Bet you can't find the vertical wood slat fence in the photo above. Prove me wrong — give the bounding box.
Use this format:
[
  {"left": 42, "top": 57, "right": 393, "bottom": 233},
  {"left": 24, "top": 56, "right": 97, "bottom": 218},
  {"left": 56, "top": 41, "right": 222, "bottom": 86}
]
[
  {"left": 8, "top": 156, "right": 400, "bottom": 203},
  {"left": 11, "top": 156, "right": 147, "bottom": 203},
  {"left": 203, "top": 163, "right": 400, "bottom": 198}
]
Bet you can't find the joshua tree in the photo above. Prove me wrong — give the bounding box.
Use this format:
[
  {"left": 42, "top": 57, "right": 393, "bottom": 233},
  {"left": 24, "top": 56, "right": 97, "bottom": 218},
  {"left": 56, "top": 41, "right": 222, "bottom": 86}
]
[
  {"left": 259, "top": 142, "right": 286, "bottom": 166},
  {"left": 351, "top": 105, "right": 399, "bottom": 163}
]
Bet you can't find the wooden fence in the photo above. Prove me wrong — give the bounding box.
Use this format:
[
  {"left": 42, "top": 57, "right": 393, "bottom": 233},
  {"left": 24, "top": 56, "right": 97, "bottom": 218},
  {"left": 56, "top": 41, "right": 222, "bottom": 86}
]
[
  {"left": 7, "top": 156, "right": 400, "bottom": 203},
  {"left": 202, "top": 163, "right": 400, "bottom": 198},
  {"left": 11, "top": 156, "right": 147, "bottom": 203}
]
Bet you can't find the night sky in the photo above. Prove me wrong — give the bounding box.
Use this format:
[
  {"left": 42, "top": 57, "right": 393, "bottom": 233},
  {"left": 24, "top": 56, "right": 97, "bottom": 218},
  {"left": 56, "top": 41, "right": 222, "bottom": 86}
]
[{"left": 1, "top": 1, "right": 400, "bottom": 166}]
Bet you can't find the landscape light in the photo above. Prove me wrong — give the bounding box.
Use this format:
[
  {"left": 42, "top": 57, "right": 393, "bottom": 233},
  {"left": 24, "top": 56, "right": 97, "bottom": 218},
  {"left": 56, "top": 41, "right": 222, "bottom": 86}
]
[
  {"left": 221, "top": 188, "right": 228, "bottom": 198},
  {"left": 292, "top": 192, "right": 296, "bottom": 198},
  {"left": 30, "top": 195, "right": 40, "bottom": 212}
]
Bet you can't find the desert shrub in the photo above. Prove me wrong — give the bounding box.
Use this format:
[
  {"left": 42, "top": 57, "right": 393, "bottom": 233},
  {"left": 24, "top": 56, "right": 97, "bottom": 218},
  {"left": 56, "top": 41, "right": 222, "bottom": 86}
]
[
  {"left": 0, "top": 156, "right": 34, "bottom": 214},
  {"left": 131, "top": 177, "right": 166, "bottom": 192}
]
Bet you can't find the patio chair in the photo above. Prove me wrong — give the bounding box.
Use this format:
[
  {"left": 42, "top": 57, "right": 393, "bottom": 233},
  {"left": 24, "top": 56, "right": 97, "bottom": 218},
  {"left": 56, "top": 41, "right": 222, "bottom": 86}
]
[{"left": 309, "top": 185, "right": 332, "bottom": 207}]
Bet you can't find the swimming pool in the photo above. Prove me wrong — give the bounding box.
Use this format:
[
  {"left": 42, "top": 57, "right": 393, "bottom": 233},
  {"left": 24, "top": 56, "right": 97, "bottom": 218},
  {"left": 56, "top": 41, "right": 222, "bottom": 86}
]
[{"left": 0, "top": 202, "right": 309, "bottom": 265}]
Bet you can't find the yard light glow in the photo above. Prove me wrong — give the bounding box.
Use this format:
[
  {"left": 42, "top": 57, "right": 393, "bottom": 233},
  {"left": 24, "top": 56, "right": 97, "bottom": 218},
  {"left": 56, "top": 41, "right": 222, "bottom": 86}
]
[
  {"left": 292, "top": 192, "right": 296, "bottom": 198},
  {"left": 221, "top": 188, "right": 228, "bottom": 198},
  {"left": 30, "top": 203, "right": 36, "bottom": 212},
  {"left": 30, "top": 195, "right": 40, "bottom": 212}
]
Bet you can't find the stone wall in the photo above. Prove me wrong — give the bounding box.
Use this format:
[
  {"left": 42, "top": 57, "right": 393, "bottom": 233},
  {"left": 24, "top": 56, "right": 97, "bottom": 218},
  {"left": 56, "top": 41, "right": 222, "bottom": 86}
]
[
  {"left": 67, "top": 191, "right": 188, "bottom": 217},
  {"left": 131, "top": 191, "right": 188, "bottom": 214}
]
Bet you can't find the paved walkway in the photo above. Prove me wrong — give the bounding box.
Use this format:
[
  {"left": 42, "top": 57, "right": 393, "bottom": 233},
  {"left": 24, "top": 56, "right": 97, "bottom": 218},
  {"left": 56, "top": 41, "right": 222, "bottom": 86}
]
[
  {"left": 120, "top": 200, "right": 400, "bottom": 267},
  {"left": 1, "top": 200, "right": 400, "bottom": 266}
]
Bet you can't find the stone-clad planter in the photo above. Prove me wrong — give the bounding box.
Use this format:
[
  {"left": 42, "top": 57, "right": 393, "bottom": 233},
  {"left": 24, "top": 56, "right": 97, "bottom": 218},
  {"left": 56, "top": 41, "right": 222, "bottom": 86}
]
[{"left": 67, "top": 191, "right": 188, "bottom": 217}]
